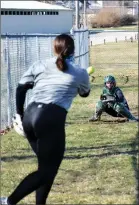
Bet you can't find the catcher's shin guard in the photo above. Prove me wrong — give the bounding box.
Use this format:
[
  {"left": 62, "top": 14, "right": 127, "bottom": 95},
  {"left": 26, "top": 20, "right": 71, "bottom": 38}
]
[
  {"left": 89, "top": 110, "right": 102, "bottom": 122},
  {"left": 116, "top": 106, "right": 138, "bottom": 121}
]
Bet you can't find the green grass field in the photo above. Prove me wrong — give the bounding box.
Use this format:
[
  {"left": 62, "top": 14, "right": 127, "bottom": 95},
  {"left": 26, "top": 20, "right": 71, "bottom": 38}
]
[{"left": 1, "top": 42, "right": 138, "bottom": 204}]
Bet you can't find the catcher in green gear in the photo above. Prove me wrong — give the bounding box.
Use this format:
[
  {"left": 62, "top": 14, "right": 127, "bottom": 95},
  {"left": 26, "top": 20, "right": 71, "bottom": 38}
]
[{"left": 89, "top": 75, "right": 138, "bottom": 122}]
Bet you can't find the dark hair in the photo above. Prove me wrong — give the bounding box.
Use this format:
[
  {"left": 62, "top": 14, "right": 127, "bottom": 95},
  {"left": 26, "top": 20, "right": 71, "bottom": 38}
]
[{"left": 54, "top": 34, "right": 75, "bottom": 71}]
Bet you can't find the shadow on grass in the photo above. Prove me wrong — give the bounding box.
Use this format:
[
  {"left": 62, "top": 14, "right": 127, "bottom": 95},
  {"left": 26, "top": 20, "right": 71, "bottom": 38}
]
[
  {"left": 1, "top": 134, "right": 138, "bottom": 203},
  {"left": 64, "top": 150, "right": 138, "bottom": 160},
  {"left": 66, "top": 143, "right": 134, "bottom": 152},
  {"left": 1, "top": 155, "right": 36, "bottom": 162},
  {"left": 2, "top": 141, "right": 138, "bottom": 162},
  {"left": 66, "top": 118, "right": 128, "bottom": 125}
]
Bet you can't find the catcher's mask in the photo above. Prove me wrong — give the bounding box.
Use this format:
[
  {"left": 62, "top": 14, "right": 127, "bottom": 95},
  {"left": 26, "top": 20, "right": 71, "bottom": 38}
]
[{"left": 104, "top": 75, "right": 116, "bottom": 89}]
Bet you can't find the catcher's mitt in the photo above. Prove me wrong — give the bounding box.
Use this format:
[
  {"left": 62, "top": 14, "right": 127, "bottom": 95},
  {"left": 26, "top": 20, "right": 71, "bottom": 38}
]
[
  {"left": 100, "top": 94, "right": 116, "bottom": 103},
  {"left": 12, "top": 114, "right": 26, "bottom": 137}
]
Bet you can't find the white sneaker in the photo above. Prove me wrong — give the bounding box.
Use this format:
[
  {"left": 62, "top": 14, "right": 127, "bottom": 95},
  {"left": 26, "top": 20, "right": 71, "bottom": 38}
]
[{"left": 0, "top": 197, "right": 8, "bottom": 205}]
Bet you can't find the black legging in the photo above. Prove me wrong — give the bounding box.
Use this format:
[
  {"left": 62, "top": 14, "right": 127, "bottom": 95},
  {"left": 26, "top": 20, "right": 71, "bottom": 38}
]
[
  {"left": 8, "top": 102, "right": 67, "bottom": 205},
  {"left": 105, "top": 106, "right": 123, "bottom": 117}
]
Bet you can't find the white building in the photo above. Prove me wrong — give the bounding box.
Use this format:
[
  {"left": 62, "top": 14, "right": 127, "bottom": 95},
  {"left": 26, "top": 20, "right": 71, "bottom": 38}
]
[{"left": 1, "top": 1, "right": 73, "bottom": 34}]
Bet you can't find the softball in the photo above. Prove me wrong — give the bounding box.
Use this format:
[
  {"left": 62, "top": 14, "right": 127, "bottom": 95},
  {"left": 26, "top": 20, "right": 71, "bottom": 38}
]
[{"left": 87, "top": 66, "right": 95, "bottom": 75}]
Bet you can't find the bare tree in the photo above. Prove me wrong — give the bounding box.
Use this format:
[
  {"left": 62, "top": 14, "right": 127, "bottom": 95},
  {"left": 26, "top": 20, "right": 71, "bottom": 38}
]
[{"left": 37, "top": 0, "right": 57, "bottom": 4}]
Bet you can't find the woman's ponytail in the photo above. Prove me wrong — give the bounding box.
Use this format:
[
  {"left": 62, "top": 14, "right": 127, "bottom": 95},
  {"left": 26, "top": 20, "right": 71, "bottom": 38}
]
[
  {"left": 54, "top": 34, "right": 75, "bottom": 72},
  {"left": 56, "top": 54, "right": 67, "bottom": 71}
]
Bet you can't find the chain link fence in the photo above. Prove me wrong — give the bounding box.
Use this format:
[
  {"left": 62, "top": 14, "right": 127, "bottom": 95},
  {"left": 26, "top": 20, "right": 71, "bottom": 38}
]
[{"left": 1, "top": 29, "right": 89, "bottom": 131}]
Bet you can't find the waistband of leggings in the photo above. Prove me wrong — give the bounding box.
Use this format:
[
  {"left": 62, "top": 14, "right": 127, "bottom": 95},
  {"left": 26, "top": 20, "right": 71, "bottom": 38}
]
[{"left": 29, "top": 102, "right": 68, "bottom": 113}]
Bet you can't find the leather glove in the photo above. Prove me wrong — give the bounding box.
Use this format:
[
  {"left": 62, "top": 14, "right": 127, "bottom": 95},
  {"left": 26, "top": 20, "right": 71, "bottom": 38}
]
[
  {"left": 100, "top": 94, "right": 116, "bottom": 103},
  {"left": 12, "top": 114, "right": 26, "bottom": 137}
]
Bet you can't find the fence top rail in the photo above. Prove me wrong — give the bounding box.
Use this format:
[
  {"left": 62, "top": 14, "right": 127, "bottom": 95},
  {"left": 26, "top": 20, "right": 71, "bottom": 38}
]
[
  {"left": 1, "top": 29, "right": 89, "bottom": 38},
  {"left": 89, "top": 30, "right": 138, "bottom": 34},
  {"left": 1, "top": 33, "right": 61, "bottom": 38}
]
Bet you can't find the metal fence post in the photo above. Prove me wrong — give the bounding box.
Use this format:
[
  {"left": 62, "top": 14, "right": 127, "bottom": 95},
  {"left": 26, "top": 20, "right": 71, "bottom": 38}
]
[
  {"left": 24, "top": 35, "right": 29, "bottom": 109},
  {"left": 36, "top": 36, "right": 40, "bottom": 60},
  {"left": 6, "top": 36, "right": 12, "bottom": 127}
]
